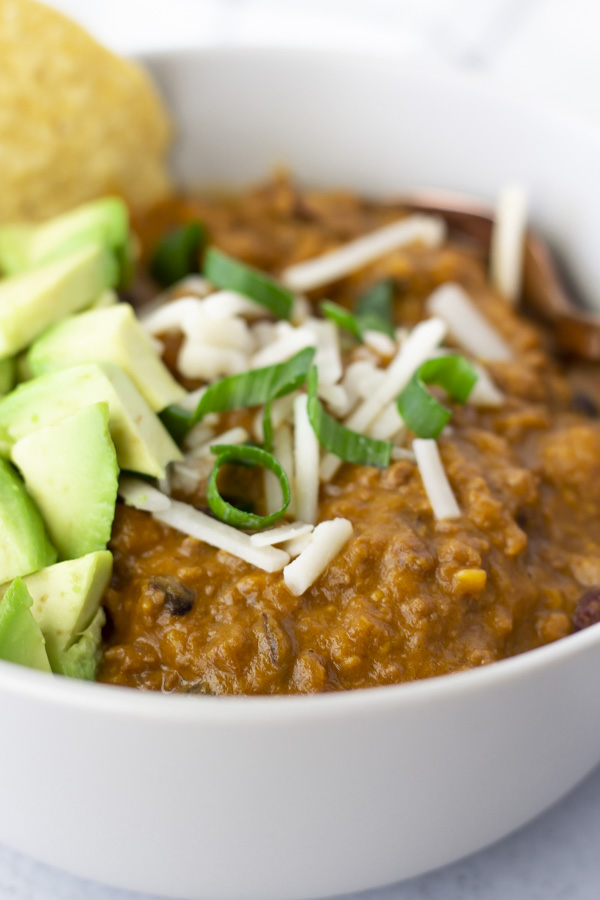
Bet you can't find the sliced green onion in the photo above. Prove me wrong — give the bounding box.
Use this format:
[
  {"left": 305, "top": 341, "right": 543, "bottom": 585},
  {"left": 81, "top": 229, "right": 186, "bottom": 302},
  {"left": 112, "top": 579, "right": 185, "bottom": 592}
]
[
  {"left": 192, "top": 347, "right": 315, "bottom": 424},
  {"left": 355, "top": 278, "right": 395, "bottom": 338},
  {"left": 321, "top": 301, "right": 362, "bottom": 340},
  {"left": 262, "top": 400, "right": 274, "bottom": 453},
  {"left": 208, "top": 444, "right": 290, "bottom": 529},
  {"left": 397, "top": 354, "right": 478, "bottom": 439},
  {"left": 150, "top": 222, "right": 206, "bottom": 288},
  {"left": 320, "top": 280, "right": 395, "bottom": 343},
  {"left": 204, "top": 247, "right": 294, "bottom": 320},
  {"left": 306, "top": 367, "right": 392, "bottom": 468},
  {"left": 159, "top": 405, "right": 194, "bottom": 444}
]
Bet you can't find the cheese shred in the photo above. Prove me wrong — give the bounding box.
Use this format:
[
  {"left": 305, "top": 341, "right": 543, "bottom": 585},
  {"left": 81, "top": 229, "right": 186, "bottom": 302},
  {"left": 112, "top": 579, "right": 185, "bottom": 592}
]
[
  {"left": 283, "top": 518, "right": 353, "bottom": 596},
  {"left": 413, "top": 438, "right": 461, "bottom": 520}
]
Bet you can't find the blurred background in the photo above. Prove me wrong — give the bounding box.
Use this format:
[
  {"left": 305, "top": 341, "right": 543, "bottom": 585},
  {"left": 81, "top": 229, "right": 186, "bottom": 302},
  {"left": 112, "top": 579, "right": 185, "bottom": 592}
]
[{"left": 50, "top": 0, "right": 600, "bottom": 122}]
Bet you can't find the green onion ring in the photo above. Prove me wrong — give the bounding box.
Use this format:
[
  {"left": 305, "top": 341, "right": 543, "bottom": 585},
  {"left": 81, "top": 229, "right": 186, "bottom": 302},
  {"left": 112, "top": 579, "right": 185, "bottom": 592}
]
[
  {"left": 355, "top": 278, "right": 395, "bottom": 338},
  {"left": 192, "top": 346, "right": 315, "bottom": 424},
  {"left": 320, "top": 301, "right": 362, "bottom": 340},
  {"left": 397, "top": 354, "right": 478, "bottom": 439},
  {"left": 204, "top": 247, "right": 294, "bottom": 320},
  {"left": 208, "top": 444, "right": 290, "bottom": 529},
  {"left": 306, "top": 367, "right": 392, "bottom": 468},
  {"left": 149, "top": 221, "right": 206, "bottom": 288}
]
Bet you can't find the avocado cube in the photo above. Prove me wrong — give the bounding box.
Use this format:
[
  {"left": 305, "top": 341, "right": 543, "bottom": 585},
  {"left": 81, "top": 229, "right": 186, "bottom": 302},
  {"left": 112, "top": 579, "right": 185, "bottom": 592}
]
[
  {"left": 59, "top": 607, "right": 106, "bottom": 681},
  {"left": 0, "top": 243, "right": 117, "bottom": 359},
  {"left": 0, "top": 458, "right": 56, "bottom": 584},
  {"left": 28, "top": 303, "right": 185, "bottom": 412},
  {"left": 0, "top": 362, "right": 182, "bottom": 477},
  {"left": 0, "top": 551, "right": 112, "bottom": 677},
  {"left": 0, "top": 578, "right": 52, "bottom": 673},
  {"left": 0, "top": 358, "right": 15, "bottom": 395},
  {"left": 12, "top": 403, "right": 119, "bottom": 560},
  {"left": 0, "top": 197, "right": 128, "bottom": 278}
]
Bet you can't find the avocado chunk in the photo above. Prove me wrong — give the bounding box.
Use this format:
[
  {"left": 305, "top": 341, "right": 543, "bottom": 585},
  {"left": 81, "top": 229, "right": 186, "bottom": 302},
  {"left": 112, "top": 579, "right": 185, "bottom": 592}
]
[
  {"left": 0, "top": 197, "right": 128, "bottom": 278},
  {"left": 12, "top": 403, "right": 119, "bottom": 560},
  {"left": 59, "top": 607, "right": 106, "bottom": 681},
  {"left": 0, "top": 243, "right": 117, "bottom": 359},
  {"left": 28, "top": 303, "right": 185, "bottom": 411},
  {"left": 0, "top": 362, "right": 182, "bottom": 477},
  {"left": 0, "top": 578, "right": 52, "bottom": 672},
  {"left": 0, "top": 358, "right": 15, "bottom": 395},
  {"left": 89, "top": 289, "right": 118, "bottom": 310},
  {"left": 0, "top": 550, "right": 112, "bottom": 677},
  {"left": 0, "top": 458, "right": 56, "bottom": 583}
]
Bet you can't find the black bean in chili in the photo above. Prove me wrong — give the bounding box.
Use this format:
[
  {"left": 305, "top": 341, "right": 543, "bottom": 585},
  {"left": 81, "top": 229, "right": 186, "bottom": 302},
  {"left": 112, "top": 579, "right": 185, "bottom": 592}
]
[
  {"left": 573, "top": 587, "right": 600, "bottom": 631},
  {"left": 572, "top": 391, "right": 599, "bottom": 419},
  {"left": 149, "top": 575, "right": 196, "bottom": 616}
]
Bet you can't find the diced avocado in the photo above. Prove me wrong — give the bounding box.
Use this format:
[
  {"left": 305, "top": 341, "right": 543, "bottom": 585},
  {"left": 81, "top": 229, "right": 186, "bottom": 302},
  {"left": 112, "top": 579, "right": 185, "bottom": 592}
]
[
  {"left": 59, "top": 607, "right": 106, "bottom": 681},
  {"left": 0, "top": 550, "right": 112, "bottom": 676},
  {"left": 0, "top": 358, "right": 15, "bottom": 395},
  {"left": 28, "top": 303, "right": 185, "bottom": 411},
  {"left": 0, "top": 197, "right": 128, "bottom": 278},
  {"left": 15, "top": 353, "right": 31, "bottom": 384},
  {"left": 0, "top": 362, "right": 182, "bottom": 477},
  {"left": 88, "top": 289, "right": 118, "bottom": 310},
  {"left": 12, "top": 403, "right": 119, "bottom": 560},
  {"left": 0, "top": 458, "right": 56, "bottom": 583},
  {"left": 0, "top": 578, "right": 52, "bottom": 672},
  {"left": 0, "top": 243, "right": 117, "bottom": 359}
]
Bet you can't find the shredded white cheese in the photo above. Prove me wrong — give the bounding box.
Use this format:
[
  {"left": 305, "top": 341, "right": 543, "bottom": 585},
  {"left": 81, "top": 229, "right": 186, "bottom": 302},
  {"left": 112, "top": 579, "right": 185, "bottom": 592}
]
[
  {"left": 426, "top": 283, "right": 512, "bottom": 362},
  {"left": 251, "top": 322, "right": 316, "bottom": 368},
  {"left": 490, "top": 185, "right": 528, "bottom": 305},
  {"left": 177, "top": 340, "right": 248, "bottom": 381},
  {"left": 202, "top": 290, "right": 267, "bottom": 320},
  {"left": 468, "top": 362, "right": 504, "bottom": 407},
  {"left": 281, "top": 215, "right": 446, "bottom": 292},
  {"left": 177, "top": 386, "right": 207, "bottom": 413},
  {"left": 346, "top": 317, "right": 447, "bottom": 434},
  {"left": 188, "top": 427, "right": 250, "bottom": 460},
  {"left": 183, "top": 309, "right": 255, "bottom": 353},
  {"left": 250, "top": 521, "right": 313, "bottom": 547},
  {"left": 363, "top": 330, "right": 397, "bottom": 358},
  {"left": 264, "top": 423, "right": 295, "bottom": 517},
  {"left": 319, "top": 317, "right": 447, "bottom": 481},
  {"left": 282, "top": 531, "right": 314, "bottom": 559},
  {"left": 182, "top": 420, "right": 214, "bottom": 451},
  {"left": 413, "top": 438, "right": 461, "bottom": 520},
  {"left": 168, "top": 461, "right": 210, "bottom": 494},
  {"left": 307, "top": 318, "right": 343, "bottom": 385},
  {"left": 342, "top": 360, "right": 385, "bottom": 405},
  {"left": 118, "top": 477, "right": 172, "bottom": 513},
  {"left": 154, "top": 499, "right": 290, "bottom": 573},
  {"left": 368, "top": 402, "right": 405, "bottom": 441},
  {"left": 283, "top": 518, "right": 353, "bottom": 596},
  {"left": 293, "top": 394, "right": 320, "bottom": 524},
  {"left": 317, "top": 382, "right": 352, "bottom": 418},
  {"left": 391, "top": 446, "right": 416, "bottom": 462},
  {"left": 141, "top": 296, "right": 204, "bottom": 336}
]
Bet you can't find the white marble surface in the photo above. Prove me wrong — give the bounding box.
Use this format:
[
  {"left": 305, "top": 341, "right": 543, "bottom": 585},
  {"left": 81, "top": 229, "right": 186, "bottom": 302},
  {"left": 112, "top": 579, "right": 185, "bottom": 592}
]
[{"left": 4, "top": 1, "right": 600, "bottom": 898}]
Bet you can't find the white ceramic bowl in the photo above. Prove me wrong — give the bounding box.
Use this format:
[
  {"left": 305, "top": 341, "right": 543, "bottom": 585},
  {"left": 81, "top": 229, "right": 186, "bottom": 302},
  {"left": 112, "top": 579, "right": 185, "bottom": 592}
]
[{"left": 2, "top": 47, "right": 600, "bottom": 900}]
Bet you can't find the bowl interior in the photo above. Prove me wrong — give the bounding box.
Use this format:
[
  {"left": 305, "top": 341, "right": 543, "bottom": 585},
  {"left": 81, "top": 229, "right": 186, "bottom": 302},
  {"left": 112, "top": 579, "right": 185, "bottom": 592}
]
[{"left": 146, "top": 46, "right": 600, "bottom": 313}]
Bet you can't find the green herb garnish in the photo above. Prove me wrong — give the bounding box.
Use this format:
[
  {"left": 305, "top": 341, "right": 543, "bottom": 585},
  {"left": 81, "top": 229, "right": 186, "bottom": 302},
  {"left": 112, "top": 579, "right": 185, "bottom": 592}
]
[
  {"left": 207, "top": 444, "right": 290, "bottom": 529},
  {"left": 150, "top": 221, "right": 206, "bottom": 287},
  {"left": 204, "top": 247, "right": 294, "bottom": 320},
  {"left": 192, "top": 347, "right": 315, "bottom": 424},
  {"left": 306, "top": 367, "right": 392, "bottom": 467},
  {"left": 321, "top": 279, "right": 395, "bottom": 342},
  {"left": 397, "top": 354, "right": 478, "bottom": 439}
]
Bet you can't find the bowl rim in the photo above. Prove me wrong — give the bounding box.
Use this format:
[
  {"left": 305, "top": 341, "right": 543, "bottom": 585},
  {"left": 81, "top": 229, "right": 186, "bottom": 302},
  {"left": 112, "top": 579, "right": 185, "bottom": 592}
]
[
  {"left": 2, "top": 612, "right": 599, "bottom": 726},
  {"left": 3, "top": 43, "right": 600, "bottom": 724}
]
